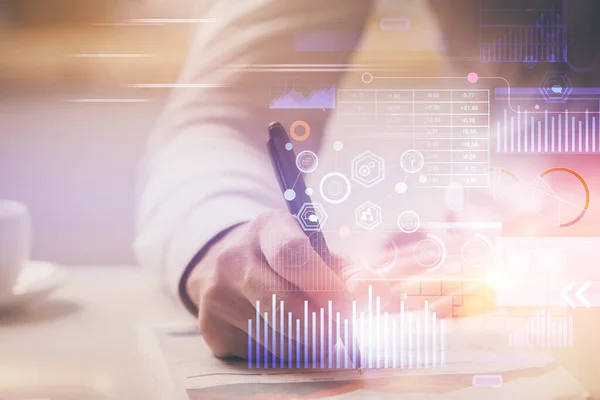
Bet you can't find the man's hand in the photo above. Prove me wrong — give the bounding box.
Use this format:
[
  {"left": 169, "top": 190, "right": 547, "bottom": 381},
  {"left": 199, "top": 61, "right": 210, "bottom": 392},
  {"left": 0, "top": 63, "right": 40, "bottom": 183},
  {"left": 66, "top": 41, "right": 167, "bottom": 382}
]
[{"left": 186, "top": 210, "right": 389, "bottom": 361}]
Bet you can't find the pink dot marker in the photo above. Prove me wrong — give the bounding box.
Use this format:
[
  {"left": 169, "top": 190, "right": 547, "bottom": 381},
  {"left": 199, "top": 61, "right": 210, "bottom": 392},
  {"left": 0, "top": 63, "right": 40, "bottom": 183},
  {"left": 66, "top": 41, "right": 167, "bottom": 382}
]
[
  {"left": 467, "top": 72, "right": 479, "bottom": 84},
  {"left": 339, "top": 226, "right": 350, "bottom": 238},
  {"left": 535, "top": 104, "right": 540, "bottom": 110}
]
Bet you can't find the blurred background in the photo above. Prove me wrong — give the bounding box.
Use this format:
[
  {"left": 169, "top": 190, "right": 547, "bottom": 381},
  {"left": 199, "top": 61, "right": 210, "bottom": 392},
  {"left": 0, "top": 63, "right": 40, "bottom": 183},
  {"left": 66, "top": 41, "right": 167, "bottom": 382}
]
[{"left": 0, "top": 0, "right": 197, "bottom": 265}]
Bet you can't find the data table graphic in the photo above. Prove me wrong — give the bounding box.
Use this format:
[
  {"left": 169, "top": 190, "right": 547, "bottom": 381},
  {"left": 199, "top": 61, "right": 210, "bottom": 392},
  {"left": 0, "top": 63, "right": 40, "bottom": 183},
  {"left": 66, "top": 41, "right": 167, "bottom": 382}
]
[
  {"left": 480, "top": 0, "right": 566, "bottom": 63},
  {"left": 338, "top": 89, "right": 490, "bottom": 187}
]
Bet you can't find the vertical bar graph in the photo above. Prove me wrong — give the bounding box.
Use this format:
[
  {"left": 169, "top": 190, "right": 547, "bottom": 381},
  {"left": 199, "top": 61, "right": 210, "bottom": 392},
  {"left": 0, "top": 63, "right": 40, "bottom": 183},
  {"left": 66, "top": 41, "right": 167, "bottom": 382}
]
[
  {"left": 495, "top": 107, "right": 600, "bottom": 154},
  {"left": 579, "top": 121, "right": 583, "bottom": 152},
  {"left": 304, "top": 301, "right": 308, "bottom": 368},
  {"left": 360, "top": 312, "right": 365, "bottom": 369},
  {"left": 272, "top": 295, "right": 276, "bottom": 368},
  {"left": 296, "top": 319, "right": 300, "bottom": 368},
  {"left": 384, "top": 312, "right": 389, "bottom": 368},
  {"left": 352, "top": 300, "right": 357, "bottom": 367},
  {"left": 509, "top": 309, "right": 573, "bottom": 348},
  {"left": 248, "top": 287, "right": 448, "bottom": 370},
  {"left": 529, "top": 319, "right": 535, "bottom": 347},
  {"left": 312, "top": 312, "right": 316, "bottom": 368},
  {"left": 441, "top": 319, "right": 446, "bottom": 366},
  {"left": 336, "top": 312, "right": 341, "bottom": 368},
  {"left": 558, "top": 113, "right": 562, "bottom": 152},
  {"left": 552, "top": 116, "right": 555, "bottom": 152},
  {"left": 408, "top": 312, "right": 413, "bottom": 368},
  {"left": 264, "top": 312, "right": 269, "bottom": 368},
  {"left": 400, "top": 301, "right": 405, "bottom": 368},
  {"left": 593, "top": 117, "right": 597, "bottom": 151},
  {"left": 510, "top": 113, "right": 515, "bottom": 152},
  {"left": 368, "top": 285, "right": 373, "bottom": 368},
  {"left": 424, "top": 301, "right": 429, "bottom": 368},
  {"left": 432, "top": 312, "right": 437, "bottom": 368},
  {"left": 480, "top": 0, "right": 566, "bottom": 63},
  {"left": 537, "top": 120, "right": 542, "bottom": 152},
  {"left": 256, "top": 301, "right": 260, "bottom": 368},
  {"left": 544, "top": 110, "right": 549, "bottom": 152},
  {"left": 541, "top": 308, "right": 546, "bottom": 347},
  {"left": 288, "top": 312, "right": 292, "bottom": 368},
  {"left": 392, "top": 318, "right": 397, "bottom": 368},
  {"left": 320, "top": 308, "right": 325, "bottom": 369},
  {"left": 248, "top": 319, "right": 252, "bottom": 368},
  {"left": 518, "top": 105, "right": 522, "bottom": 151},
  {"left": 571, "top": 115, "right": 575, "bottom": 152},
  {"left": 376, "top": 296, "right": 381, "bottom": 368},
  {"left": 416, "top": 318, "right": 421, "bottom": 368},
  {"left": 565, "top": 109, "right": 569, "bottom": 152},
  {"left": 569, "top": 315, "right": 574, "bottom": 347},
  {"left": 558, "top": 321, "right": 563, "bottom": 347},
  {"left": 344, "top": 319, "right": 349, "bottom": 369},
  {"left": 524, "top": 109, "right": 529, "bottom": 152},
  {"left": 280, "top": 300, "right": 284, "bottom": 368},
  {"left": 586, "top": 110, "right": 590, "bottom": 152},
  {"left": 328, "top": 301, "right": 333, "bottom": 369}
]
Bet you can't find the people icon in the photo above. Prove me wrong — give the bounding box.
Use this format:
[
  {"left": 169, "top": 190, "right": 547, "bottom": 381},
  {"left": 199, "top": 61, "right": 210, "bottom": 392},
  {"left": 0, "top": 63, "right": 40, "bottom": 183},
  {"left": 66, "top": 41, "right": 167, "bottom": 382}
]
[{"left": 361, "top": 207, "right": 375, "bottom": 222}]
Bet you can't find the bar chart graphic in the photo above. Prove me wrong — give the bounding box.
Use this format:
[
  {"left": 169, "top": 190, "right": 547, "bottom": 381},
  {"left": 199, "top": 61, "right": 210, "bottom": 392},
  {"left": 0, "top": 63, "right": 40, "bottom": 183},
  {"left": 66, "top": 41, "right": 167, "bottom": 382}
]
[
  {"left": 480, "top": 0, "right": 566, "bottom": 63},
  {"left": 494, "top": 88, "right": 600, "bottom": 153},
  {"left": 248, "top": 287, "right": 447, "bottom": 369},
  {"left": 508, "top": 308, "right": 573, "bottom": 348}
]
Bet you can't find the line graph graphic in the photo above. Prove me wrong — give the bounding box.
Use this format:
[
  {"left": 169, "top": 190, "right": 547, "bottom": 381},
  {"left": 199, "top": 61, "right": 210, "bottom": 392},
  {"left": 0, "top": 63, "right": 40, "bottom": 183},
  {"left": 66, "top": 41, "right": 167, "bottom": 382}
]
[
  {"left": 270, "top": 84, "right": 336, "bottom": 109},
  {"left": 480, "top": 0, "right": 566, "bottom": 63}
]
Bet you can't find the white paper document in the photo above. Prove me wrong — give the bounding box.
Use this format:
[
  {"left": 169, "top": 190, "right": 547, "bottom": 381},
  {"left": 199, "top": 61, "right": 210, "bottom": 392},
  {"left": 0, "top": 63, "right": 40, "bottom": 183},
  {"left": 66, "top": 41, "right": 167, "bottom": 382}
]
[{"left": 138, "top": 312, "right": 588, "bottom": 399}]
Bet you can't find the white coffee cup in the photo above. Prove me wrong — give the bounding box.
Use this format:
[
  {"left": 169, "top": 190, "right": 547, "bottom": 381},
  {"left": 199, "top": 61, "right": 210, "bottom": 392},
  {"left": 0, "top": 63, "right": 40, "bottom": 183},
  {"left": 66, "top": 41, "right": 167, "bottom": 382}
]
[{"left": 0, "top": 200, "right": 31, "bottom": 296}]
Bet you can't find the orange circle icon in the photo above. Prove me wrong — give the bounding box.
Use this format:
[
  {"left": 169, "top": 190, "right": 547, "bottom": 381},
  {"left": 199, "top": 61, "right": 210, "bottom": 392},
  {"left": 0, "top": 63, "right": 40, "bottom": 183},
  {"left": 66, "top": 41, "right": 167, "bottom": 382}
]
[{"left": 290, "top": 120, "right": 310, "bottom": 141}]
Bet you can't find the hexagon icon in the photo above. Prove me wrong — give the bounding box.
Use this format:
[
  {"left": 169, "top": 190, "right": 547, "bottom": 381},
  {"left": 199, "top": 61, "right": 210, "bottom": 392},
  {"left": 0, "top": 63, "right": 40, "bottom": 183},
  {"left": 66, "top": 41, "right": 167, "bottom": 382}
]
[
  {"left": 351, "top": 151, "right": 385, "bottom": 188},
  {"left": 355, "top": 201, "right": 382, "bottom": 231},
  {"left": 539, "top": 73, "right": 573, "bottom": 103},
  {"left": 297, "top": 202, "right": 328, "bottom": 232}
]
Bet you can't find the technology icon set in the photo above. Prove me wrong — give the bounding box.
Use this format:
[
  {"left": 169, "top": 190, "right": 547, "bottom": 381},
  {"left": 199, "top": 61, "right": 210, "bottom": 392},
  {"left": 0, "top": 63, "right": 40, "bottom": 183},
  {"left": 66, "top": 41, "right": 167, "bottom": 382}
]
[{"left": 284, "top": 138, "right": 431, "bottom": 233}]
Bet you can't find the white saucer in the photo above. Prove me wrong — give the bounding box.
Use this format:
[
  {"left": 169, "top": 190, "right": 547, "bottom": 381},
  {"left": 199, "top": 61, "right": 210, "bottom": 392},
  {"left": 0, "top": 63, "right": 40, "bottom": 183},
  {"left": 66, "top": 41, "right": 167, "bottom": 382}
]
[{"left": 0, "top": 261, "right": 67, "bottom": 311}]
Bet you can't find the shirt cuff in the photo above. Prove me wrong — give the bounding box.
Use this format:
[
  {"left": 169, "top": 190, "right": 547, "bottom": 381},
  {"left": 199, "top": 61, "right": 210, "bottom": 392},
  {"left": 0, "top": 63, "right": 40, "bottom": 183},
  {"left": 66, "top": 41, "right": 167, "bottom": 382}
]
[{"left": 162, "top": 196, "right": 273, "bottom": 315}]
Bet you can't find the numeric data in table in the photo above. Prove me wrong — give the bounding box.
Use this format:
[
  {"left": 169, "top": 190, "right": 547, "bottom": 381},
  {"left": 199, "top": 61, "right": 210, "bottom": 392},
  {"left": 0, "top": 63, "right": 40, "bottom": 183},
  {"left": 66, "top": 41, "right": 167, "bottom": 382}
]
[{"left": 338, "top": 89, "right": 490, "bottom": 187}]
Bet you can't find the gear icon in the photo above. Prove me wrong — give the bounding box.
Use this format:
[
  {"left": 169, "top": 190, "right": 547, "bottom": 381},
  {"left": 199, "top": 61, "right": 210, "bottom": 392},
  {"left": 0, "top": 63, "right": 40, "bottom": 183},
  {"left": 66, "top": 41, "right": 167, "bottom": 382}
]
[
  {"left": 359, "top": 165, "right": 371, "bottom": 177},
  {"left": 351, "top": 151, "right": 385, "bottom": 188}
]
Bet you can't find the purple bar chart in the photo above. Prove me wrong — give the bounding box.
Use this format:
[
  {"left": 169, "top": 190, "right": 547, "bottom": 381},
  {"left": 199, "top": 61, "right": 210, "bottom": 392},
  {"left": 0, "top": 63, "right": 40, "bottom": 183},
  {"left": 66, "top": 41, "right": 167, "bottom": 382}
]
[
  {"left": 480, "top": 0, "right": 566, "bottom": 63},
  {"left": 247, "top": 288, "right": 447, "bottom": 369}
]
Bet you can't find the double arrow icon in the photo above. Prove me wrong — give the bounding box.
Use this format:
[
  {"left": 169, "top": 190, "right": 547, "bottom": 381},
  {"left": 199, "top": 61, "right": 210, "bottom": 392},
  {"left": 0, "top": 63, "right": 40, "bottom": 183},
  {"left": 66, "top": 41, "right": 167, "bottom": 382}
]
[{"left": 561, "top": 281, "right": 591, "bottom": 308}]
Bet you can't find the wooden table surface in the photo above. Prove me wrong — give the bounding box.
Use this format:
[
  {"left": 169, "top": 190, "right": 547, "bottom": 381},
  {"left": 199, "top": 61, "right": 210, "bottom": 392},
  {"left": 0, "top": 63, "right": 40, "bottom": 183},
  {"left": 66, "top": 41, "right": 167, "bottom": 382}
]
[
  {"left": 2, "top": 267, "right": 600, "bottom": 399},
  {"left": 0, "top": 266, "right": 191, "bottom": 400}
]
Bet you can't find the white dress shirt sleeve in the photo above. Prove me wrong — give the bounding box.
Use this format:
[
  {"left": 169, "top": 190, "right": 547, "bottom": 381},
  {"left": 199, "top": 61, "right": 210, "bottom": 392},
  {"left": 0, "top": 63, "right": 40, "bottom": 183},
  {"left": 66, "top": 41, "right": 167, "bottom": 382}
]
[{"left": 133, "top": 0, "right": 375, "bottom": 308}]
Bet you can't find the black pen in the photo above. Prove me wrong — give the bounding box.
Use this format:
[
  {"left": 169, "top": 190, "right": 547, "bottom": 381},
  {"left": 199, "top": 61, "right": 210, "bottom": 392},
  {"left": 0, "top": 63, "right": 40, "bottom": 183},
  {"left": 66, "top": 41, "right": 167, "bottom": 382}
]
[{"left": 267, "top": 121, "right": 363, "bottom": 373}]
